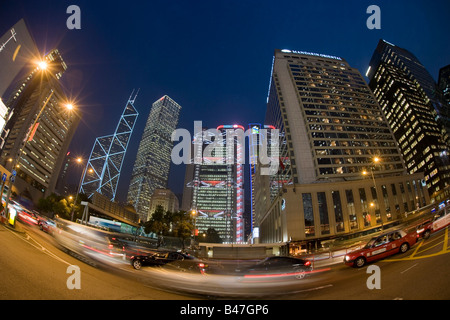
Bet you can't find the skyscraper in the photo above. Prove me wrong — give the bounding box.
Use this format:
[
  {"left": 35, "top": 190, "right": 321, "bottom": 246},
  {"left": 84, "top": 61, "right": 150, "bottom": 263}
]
[
  {"left": 368, "top": 40, "right": 450, "bottom": 201},
  {"left": 438, "top": 65, "right": 450, "bottom": 109},
  {"left": 367, "top": 40, "right": 450, "bottom": 146},
  {"left": 127, "top": 95, "right": 181, "bottom": 222},
  {"left": 183, "top": 124, "right": 244, "bottom": 243},
  {"left": 256, "top": 49, "right": 428, "bottom": 247},
  {"left": 80, "top": 91, "right": 139, "bottom": 201},
  {"left": 0, "top": 19, "right": 39, "bottom": 100},
  {"left": 0, "top": 49, "right": 80, "bottom": 202}
]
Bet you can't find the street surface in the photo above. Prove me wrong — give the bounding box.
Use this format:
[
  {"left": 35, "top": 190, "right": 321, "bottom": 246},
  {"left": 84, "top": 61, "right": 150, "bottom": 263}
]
[{"left": 1, "top": 222, "right": 449, "bottom": 301}]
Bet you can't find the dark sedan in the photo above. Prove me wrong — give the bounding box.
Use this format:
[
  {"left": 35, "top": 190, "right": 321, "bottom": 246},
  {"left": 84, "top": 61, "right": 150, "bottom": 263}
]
[
  {"left": 130, "top": 251, "right": 197, "bottom": 270},
  {"left": 235, "top": 256, "right": 313, "bottom": 280}
]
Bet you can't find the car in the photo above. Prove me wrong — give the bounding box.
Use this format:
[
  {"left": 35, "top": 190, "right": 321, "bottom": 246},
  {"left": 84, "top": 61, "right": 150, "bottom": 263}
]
[
  {"left": 130, "top": 251, "right": 198, "bottom": 270},
  {"left": 416, "top": 209, "right": 450, "bottom": 239},
  {"left": 39, "top": 218, "right": 57, "bottom": 234},
  {"left": 235, "top": 256, "right": 313, "bottom": 280},
  {"left": 160, "top": 256, "right": 211, "bottom": 274},
  {"left": 17, "top": 207, "right": 39, "bottom": 226},
  {"left": 344, "top": 229, "right": 417, "bottom": 268}
]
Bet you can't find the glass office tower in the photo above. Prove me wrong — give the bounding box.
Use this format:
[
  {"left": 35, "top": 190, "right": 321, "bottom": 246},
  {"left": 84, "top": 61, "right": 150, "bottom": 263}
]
[
  {"left": 368, "top": 41, "right": 450, "bottom": 201},
  {"left": 184, "top": 124, "right": 245, "bottom": 243},
  {"left": 127, "top": 95, "right": 181, "bottom": 222},
  {"left": 80, "top": 92, "right": 139, "bottom": 201},
  {"left": 367, "top": 40, "right": 450, "bottom": 146}
]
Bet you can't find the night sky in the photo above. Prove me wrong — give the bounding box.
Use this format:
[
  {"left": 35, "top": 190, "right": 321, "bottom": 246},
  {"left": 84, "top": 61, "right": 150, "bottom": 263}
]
[{"left": 1, "top": 0, "right": 449, "bottom": 203}]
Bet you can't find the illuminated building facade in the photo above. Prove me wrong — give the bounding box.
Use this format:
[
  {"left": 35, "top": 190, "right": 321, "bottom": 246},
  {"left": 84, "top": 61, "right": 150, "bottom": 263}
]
[
  {"left": 80, "top": 91, "right": 139, "bottom": 201},
  {"left": 256, "top": 49, "right": 428, "bottom": 247},
  {"left": 184, "top": 124, "right": 245, "bottom": 243},
  {"left": 0, "top": 49, "right": 80, "bottom": 202},
  {"left": 248, "top": 123, "right": 276, "bottom": 242},
  {"left": 368, "top": 40, "right": 450, "bottom": 201},
  {"left": 127, "top": 95, "right": 181, "bottom": 222},
  {"left": 438, "top": 65, "right": 450, "bottom": 133},
  {"left": 367, "top": 40, "right": 450, "bottom": 146}
]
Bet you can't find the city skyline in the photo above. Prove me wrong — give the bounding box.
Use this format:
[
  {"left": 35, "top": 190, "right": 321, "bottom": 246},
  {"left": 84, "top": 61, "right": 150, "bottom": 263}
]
[{"left": 0, "top": 0, "right": 449, "bottom": 203}]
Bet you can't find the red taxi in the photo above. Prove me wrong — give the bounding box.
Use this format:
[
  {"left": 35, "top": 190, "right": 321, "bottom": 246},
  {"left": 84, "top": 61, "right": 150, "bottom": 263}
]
[
  {"left": 17, "top": 207, "right": 39, "bottom": 226},
  {"left": 416, "top": 209, "right": 450, "bottom": 239},
  {"left": 344, "top": 229, "right": 417, "bottom": 268}
]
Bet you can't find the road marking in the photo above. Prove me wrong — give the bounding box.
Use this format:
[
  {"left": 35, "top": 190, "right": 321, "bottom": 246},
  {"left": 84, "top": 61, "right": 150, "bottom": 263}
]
[
  {"left": 291, "top": 284, "right": 333, "bottom": 294},
  {"left": 444, "top": 227, "right": 449, "bottom": 252},
  {"left": 410, "top": 240, "right": 423, "bottom": 257},
  {"left": 384, "top": 227, "right": 450, "bottom": 262},
  {"left": 400, "top": 263, "right": 418, "bottom": 274},
  {"left": 5, "top": 226, "right": 72, "bottom": 266}
]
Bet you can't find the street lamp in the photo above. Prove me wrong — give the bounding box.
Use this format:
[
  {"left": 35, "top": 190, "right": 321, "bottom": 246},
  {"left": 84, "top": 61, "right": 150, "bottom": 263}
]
[
  {"left": 191, "top": 209, "right": 197, "bottom": 244},
  {"left": 362, "top": 156, "right": 383, "bottom": 228},
  {"left": 70, "top": 157, "right": 89, "bottom": 221},
  {"left": 37, "top": 60, "right": 48, "bottom": 70}
]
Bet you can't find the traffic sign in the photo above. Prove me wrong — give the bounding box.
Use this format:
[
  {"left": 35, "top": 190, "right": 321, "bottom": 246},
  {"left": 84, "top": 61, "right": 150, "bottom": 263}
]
[
  {"left": 2, "top": 173, "right": 6, "bottom": 182},
  {"left": 12, "top": 170, "right": 16, "bottom": 176}
]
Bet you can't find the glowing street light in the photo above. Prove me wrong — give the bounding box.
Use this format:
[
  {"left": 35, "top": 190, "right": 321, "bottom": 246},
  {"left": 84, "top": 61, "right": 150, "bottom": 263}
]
[
  {"left": 191, "top": 209, "right": 198, "bottom": 243},
  {"left": 37, "top": 60, "right": 48, "bottom": 70},
  {"left": 362, "top": 156, "right": 383, "bottom": 228},
  {"left": 71, "top": 157, "right": 89, "bottom": 221}
]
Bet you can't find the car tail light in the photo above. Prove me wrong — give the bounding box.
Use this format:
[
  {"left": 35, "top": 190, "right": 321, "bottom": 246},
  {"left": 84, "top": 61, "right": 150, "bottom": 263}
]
[
  {"left": 304, "top": 260, "right": 311, "bottom": 267},
  {"left": 198, "top": 263, "right": 208, "bottom": 268},
  {"left": 108, "top": 244, "right": 113, "bottom": 249}
]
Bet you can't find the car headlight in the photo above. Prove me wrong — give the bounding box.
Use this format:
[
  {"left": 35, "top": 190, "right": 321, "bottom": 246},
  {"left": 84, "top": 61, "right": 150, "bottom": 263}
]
[{"left": 344, "top": 255, "right": 350, "bottom": 261}]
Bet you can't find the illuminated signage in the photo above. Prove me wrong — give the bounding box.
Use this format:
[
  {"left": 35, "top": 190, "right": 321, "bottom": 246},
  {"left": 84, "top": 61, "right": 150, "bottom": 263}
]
[
  {"left": 253, "top": 227, "right": 259, "bottom": 238},
  {"left": 281, "top": 49, "right": 342, "bottom": 61},
  {"left": 8, "top": 206, "right": 16, "bottom": 225}
]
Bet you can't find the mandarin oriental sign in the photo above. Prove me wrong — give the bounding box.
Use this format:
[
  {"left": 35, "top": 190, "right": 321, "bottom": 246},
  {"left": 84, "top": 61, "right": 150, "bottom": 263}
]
[{"left": 281, "top": 49, "right": 342, "bottom": 61}]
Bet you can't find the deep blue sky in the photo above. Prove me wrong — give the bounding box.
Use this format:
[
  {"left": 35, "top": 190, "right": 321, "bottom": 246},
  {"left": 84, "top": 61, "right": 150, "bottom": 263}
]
[{"left": 1, "top": 0, "right": 449, "bottom": 202}]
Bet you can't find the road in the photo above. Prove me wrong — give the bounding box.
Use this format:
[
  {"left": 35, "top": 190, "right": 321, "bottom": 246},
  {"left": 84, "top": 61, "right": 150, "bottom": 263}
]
[
  {"left": 0, "top": 223, "right": 195, "bottom": 300},
  {"left": 1, "top": 222, "right": 449, "bottom": 301}
]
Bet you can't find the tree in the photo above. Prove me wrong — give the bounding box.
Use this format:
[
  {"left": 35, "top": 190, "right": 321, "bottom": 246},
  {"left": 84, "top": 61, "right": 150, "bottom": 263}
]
[
  {"left": 37, "top": 193, "right": 89, "bottom": 220},
  {"left": 203, "top": 228, "right": 222, "bottom": 243},
  {"left": 143, "top": 206, "right": 194, "bottom": 246},
  {"left": 143, "top": 205, "right": 168, "bottom": 235}
]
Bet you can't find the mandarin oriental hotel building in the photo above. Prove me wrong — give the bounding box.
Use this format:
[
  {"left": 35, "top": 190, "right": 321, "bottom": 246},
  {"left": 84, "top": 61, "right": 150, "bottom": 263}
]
[{"left": 255, "top": 49, "right": 429, "bottom": 249}]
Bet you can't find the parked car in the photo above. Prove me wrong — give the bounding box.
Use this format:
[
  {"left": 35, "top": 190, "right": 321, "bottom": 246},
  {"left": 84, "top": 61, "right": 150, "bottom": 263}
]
[
  {"left": 235, "top": 256, "right": 313, "bottom": 280},
  {"left": 344, "top": 229, "right": 417, "bottom": 268},
  {"left": 416, "top": 209, "right": 450, "bottom": 239},
  {"left": 130, "top": 251, "right": 198, "bottom": 270}
]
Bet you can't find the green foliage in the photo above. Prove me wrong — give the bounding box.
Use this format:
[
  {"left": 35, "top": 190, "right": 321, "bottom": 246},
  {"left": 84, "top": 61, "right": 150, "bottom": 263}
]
[
  {"left": 143, "top": 205, "right": 194, "bottom": 241},
  {"left": 37, "top": 193, "right": 89, "bottom": 220}
]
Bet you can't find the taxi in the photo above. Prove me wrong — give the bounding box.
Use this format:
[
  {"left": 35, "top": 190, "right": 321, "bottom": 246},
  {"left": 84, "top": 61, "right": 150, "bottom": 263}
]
[
  {"left": 344, "top": 229, "right": 417, "bottom": 268},
  {"left": 416, "top": 209, "right": 450, "bottom": 239}
]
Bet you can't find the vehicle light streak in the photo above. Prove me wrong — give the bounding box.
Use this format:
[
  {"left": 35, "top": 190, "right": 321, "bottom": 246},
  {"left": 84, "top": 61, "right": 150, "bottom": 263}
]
[
  {"left": 243, "top": 267, "right": 331, "bottom": 279},
  {"left": 80, "top": 244, "right": 116, "bottom": 257}
]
